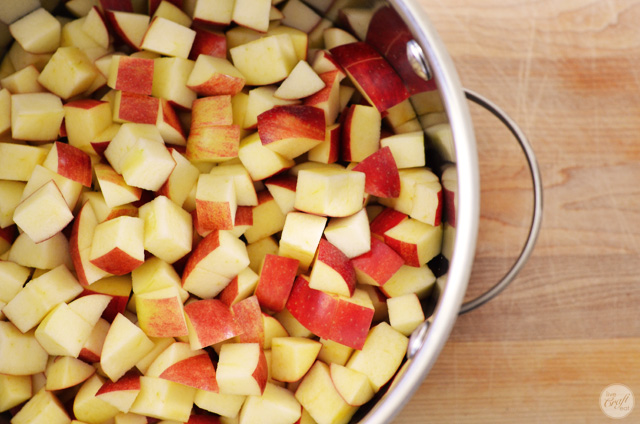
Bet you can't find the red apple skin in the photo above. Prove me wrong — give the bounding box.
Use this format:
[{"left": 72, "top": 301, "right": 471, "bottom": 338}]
[
  {"left": 369, "top": 207, "right": 408, "bottom": 240},
  {"left": 316, "top": 238, "right": 356, "bottom": 296},
  {"left": 158, "top": 99, "right": 187, "bottom": 144},
  {"left": 70, "top": 203, "right": 98, "bottom": 288},
  {"left": 187, "top": 415, "right": 222, "bottom": 424},
  {"left": 96, "top": 370, "right": 141, "bottom": 396},
  {"left": 100, "top": 0, "right": 134, "bottom": 12},
  {"left": 184, "top": 299, "right": 242, "bottom": 346},
  {"left": 189, "top": 26, "right": 227, "bottom": 60},
  {"left": 105, "top": 11, "right": 143, "bottom": 51},
  {"left": 90, "top": 248, "right": 144, "bottom": 276},
  {"left": 286, "top": 276, "right": 374, "bottom": 350},
  {"left": 264, "top": 174, "right": 297, "bottom": 191},
  {"left": 149, "top": 0, "right": 183, "bottom": 15},
  {"left": 232, "top": 295, "right": 264, "bottom": 345},
  {"left": 116, "top": 92, "right": 160, "bottom": 125},
  {"left": 254, "top": 254, "right": 299, "bottom": 313},
  {"left": 195, "top": 199, "right": 234, "bottom": 232},
  {"left": 114, "top": 57, "right": 154, "bottom": 95},
  {"left": 138, "top": 295, "right": 189, "bottom": 338},
  {"left": 286, "top": 276, "right": 337, "bottom": 340},
  {"left": 182, "top": 230, "right": 222, "bottom": 285},
  {"left": 253, "top": 347, "right": 268, "bottom": 395},
  {"left": 186, "top": 125, "right": 240, "bottom": 161},
  {"left": 303, "top": 70, "right": 341, "bottom": 108},
  {"left": 78, "top": 288, "right": 128, "bottom": 323},
  {"left": 257, "top": 105, "right": 326, "bottom": 147},
  {"left": 0, "top": 225, "right": 16, "bottom": 245},
  {"left": 365, "top": 6, "right": 437, "bottom": 95},
  {"left": 234, "top": 206, "right": 253, "bottom": 227},
  {"left": 324, "top": 123, "right": 341, "bottom": 164},
  {"left": 444, "top": 186, "right": 455, "bottom": 228},
  {"left": 159, "top": 352, "right": 219, "bottom": 392},
  {"left": 51, "top": 141, "right": 93, "bottom": 187},
  {"left": 352, "top": 146, "right": 400, "bottom": 198},
  {"left": 217, "top": 275, "right": 241, "bottom": 306},
  {"left": 329, "top": 42, "right": 410, "bottom": 112},
  {"left": 351, "top": 237, "right": 405, "bottom": 286}
]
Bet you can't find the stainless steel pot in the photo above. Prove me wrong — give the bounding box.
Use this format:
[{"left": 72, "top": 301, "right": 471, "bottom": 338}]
[{"left": 340, "top": 0, "right": 543, "bottom": 422}]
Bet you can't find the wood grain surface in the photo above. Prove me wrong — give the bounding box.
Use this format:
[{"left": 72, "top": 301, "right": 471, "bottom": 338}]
[{"left": 394, "top": 1, "right": 640, "bottom": 422}]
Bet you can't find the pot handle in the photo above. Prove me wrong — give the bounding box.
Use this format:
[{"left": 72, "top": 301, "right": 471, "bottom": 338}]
[{"left": 457, "top": 89, "right": 544, "bottom": 314}]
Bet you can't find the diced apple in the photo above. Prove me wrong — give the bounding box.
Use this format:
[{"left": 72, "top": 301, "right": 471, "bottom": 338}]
[
  {"left": 42, "top": 141, "right": 92, "bottom": 187},
  {"left": 182, "top": 230, "right": 250, "bottom": 299},
  {"left": 8, "top": 231, "right": 73, "bottom": 270},
  {"left": 1, "top": 64, "right": 45, "bottom": 94},
  {"left": 95, "top": 370, "right": 141, "bottom": 413},
  {"left": 108, "top": 55, "right": 154, "bottom": 95},
  {"left": 135, "top": 285, "right": 189, "bottom": 338},
  {"left": 82, "top": 6, "right": 110, "bottom": 48},
  {"left": 112, "top": 90, "right": 160, "bottom": 125},
  {"left": 271, "top": 337, "right": 321, "bottom": 383},
  {"left": 351, "top": 237, "right": 404, "bottom": 287},
  {"left": 294, "top": 167, "right": 365, "bottom": 217},
  {"left": 278, "top": 211, "right": 326, "bottom": 273},
  {"left": 380, "top": 263, "right": 436, "bottom": 299},
  {"left": 0, "top": 321, "right": 49, "bottom": 375},
  {"left": 0, "top": 142, "right": 47, "bottom": 181},
  {"left": 194, "top": 389, "right": 246, "bottom": 418},
  {"left": 195, "top": 173, "right": 237, "bottom": 232},
  {"left": 13, "top": 180, "right": 73, "bottom": 243},
  {"left": 243, "top": 85, "right": 299, "bottom": 130},
  {"left": 94, "top": 163, "right": 143, "bottom": 208},
  {"left": 303, "top": 69, "right": 343, "bottom": 125},
  {"left": 190, "top": 26, "right": 227, "bottom": 60},
  {"left": 184, "top": 298, "right": 241, "bottom": 349},
  {"left": 308, "top": 238, "right": 356, "bottom": 297},
  {"left": 129, "top": 376, "right": 196, "bottom": 422},
  {"left": 193, "top": 0, "right": 234, "bottom": 26},
  {"left": 38, "top": 46, "right": 98, "bottom": 99},
  {"left": 352, "top": 146, "right": 400, "bottom": 198},
  {"left": 89, "top": 215, "right": 145, "bottom": 275},
  {"left": 345, "top": 321, "right": 408, "bottom": 391},
  {"left": 280, "top": 0, "right": 322, "bottom": 33},
  {"left": 9, "top": 8, "right": 61, "bottom": 54},
  {"left": 146, "top": 342, "right": 218, "bottom": 391},
  {"left": 139, "top": 195, "right": 193, "bottom": 263},
  {"left": 152, "top": 56, "right": 197, "bottom": 110},
  {"left": 238, "top": 132, "right": 295, "bottom": 182},
  {"left": 257, "top": 105, "right": 326, "bottom": 160},
  {"left": 239, "top": 382, "right": 302, "bottom": 424},
  {"left": 101, "top": 313, "right": 155, "bottom": 382},
  {"left": 232, "top": 0, "right": 271, "bottom": 32},
  {"left": 229, "top": 34, "right": 297, "bottom": 86},
  {"left": 10, "top": 388, "right": 71, "bottom": 424},
  {"left": 232, "top": 295, "right": 265, "bottom": 345},
  {"left": 340, "top": 103, "right": 381, "bottom": 162},
  {"left": 329, "top": 363, "right": 374, "bottom": 406},
  {"left": 153, "top": 0, "right": 192, "bottom": 26},
  {"left": 323, "top": 207, "right": 370, "bottom": 259},
  {"left": 317, "top": 338, "right": 353, "bottom": 366},
  {"left": 294, "top": 361, "right": 357, "bottom": 424},
  {"left": 255, "top": 254, "right": 299, "bottom": 312},
  {"left": 11, "top": 92, "right": 64, "bottom": 142},
  {"left": 217, "top": 342, "right": 268, "bottom": 396},
  {"left": 383, "top": 218, "right": 442, "bottom": 267},
  {"left": 73, "top": 373, "right": 125, "bottom": 423},
  {"left": 0, "top": 373, "right": 32, "bottom": 413},
  {"left": 141, "top": 16, "right": 196, "bottom": 58}
]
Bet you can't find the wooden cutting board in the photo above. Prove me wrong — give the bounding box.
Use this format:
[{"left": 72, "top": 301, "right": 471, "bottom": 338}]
[{"left": 394, "top": 0, "right": 640, "bottom": 422}]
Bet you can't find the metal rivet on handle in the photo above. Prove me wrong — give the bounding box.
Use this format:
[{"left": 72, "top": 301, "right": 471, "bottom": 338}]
[
  {"left": 407, "top": 320, "right": 430, "bottom": 359},
  {"left": 406, "top": 40, "right": 433, "bottom": 81}
]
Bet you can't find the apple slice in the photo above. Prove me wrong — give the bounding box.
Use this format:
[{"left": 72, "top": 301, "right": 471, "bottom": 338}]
[
  {"left": 271, "top": 337, "right": 322, "bottom": 383},
  {"left": 216, "top": 342, "right": 268, "bottom": 396},
  {"left": 294, "top": 167, "right": 365, "bottom": 217},
  {"left": 329, "top": 41, "right": 410, "bottom": 112},
  {"left": 42, "top": 141, "right": 92, "bottom": 188},
  {"left": 11, "top": 92, "right": 65, "bottom": 142},
  {"left": 100, "top": 313, "right": 155, "bottom": 382},
  {"left": 257, "top": 104, "right": 326, "bottom": 160},
  {"left": 329, "top": 363, "right": 375, "bottom": 406},
  {"left": 323, "top": 207, "right": 371, "bottom": 259},
  {"left": 184, "top": 298, "right": 241, "bottom": 349},
  {"left": 308, "top": 238, "right": 356, "bottom": 297},
  {"left": 352, "top": 237, "right": 404, "bottom": 287},
  {"left": 107, "top": 55, "right": 154, "bottom": 95},
  {"left": 239, "top": 382, "right": 302, "bottom": 424},
  {"left": 89, "top": 216, "right": 145, "bottom": 276},
  {"left": 0, "top": 321, "right": 49, "bottom": 376},
  {"left": 345, "top": 321, "right": 408, "bottom": 391},
  {"left": 13, "top": 179, "right": 73, "bottom": 243},
  {"left": 352, "top": 146, "right": 400, "bottom": 198},
  {"left": 141, "top": 16, "right": 196, "bottom": 59},
  {"left": 129, "top": 376, "right": 195, "bottom": 422},
  {"left": 186, "top": 55, "right": 245, "bottom": 96},
  {"left": 95, "top": 370, "right": 141, "bottom": 413},
  {"left": 255, "top": 254, "right": 299, "bottom": 313},
  {"left": 181, "top": 229, "right": 250, "bottom": 299},
  {"left": 294, "top": 361, "right": 357, "bottom": 424},
  {"left": 9, "top": 8, "right": 61, "bottom": 54},
  {"left": 274, "top": 60, "right": 325, "bottom": 100},
  {"left": 383, "top": 218, "right": 443, "bottom": 267},
  {"left": 229, "top": 34, "right": 297, "bottom": 86}
]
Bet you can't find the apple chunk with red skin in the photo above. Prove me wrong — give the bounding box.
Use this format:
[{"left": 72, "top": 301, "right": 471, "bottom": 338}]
[
  {"left": 255, "top": 254, "right": 299, "bottom": 313},
  {"left": 352, "top": 236, "right": 404, "bottom": 287},
  {"left": 147, "top": 342, "right": 218, "bottom": 392},
  {"left": 108, "top": 55, "right": 154, "bottom": 95},
  {"left": 190, "top": 26, "right": 227, "bottom": 60},
  {"left": 352, "top": 146, "right": 400, "bottom": 198},
  {"left": 232, "top": 295, "right": 265, "bottom": 345},
  {"left": 257, "top": 104, "right": 326, "bottom": 160},
  {"left": 89, "top": 215, "right": 145, "bottom": 276},
  {"left": 308, "top": 238, "right": 356, "bottom": 297},
  {"left": 286, "top": 276, "right": 375, "bottom": 350},
  {"left": 184, "top": 298, "right": 242, "bottom": 349},
  {"left": 216, "top": 342, "right": 268, "bottom": 396},
  {"left": 329, "top": 41, "right": 410, "bottom": 113},
  {"left": 95, "top": 370, "right": 141, "bottom": 413},
  {"left": 42, "top": 141, "right": 92, "bottom": 188}
]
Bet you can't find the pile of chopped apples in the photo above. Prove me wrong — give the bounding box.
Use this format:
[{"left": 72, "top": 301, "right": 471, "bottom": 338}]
[{"left": 0, "top": 0, "right": 457, "bottom": 423}]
